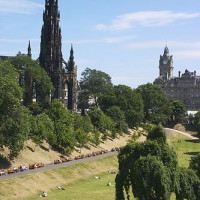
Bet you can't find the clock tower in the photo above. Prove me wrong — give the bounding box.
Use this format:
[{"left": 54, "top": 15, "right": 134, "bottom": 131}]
[{"left": 159, "top": 46, "right": 173, "bottom": 81}]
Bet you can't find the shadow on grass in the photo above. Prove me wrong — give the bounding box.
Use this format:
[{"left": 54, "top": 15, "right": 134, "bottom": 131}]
[
  {"left": 0, "top": 154, "right": 11, "bottom": 169},
  {"left": 185, "top": 139, "right": 200, "bottom": 143},
  {"left": 39, "top": 145, "right": 49, "bottom": 152},
  {"left": 26, "top": 146, "right": 35, "bottom": 152},
  {"left": 184, "top": 152, "right": 200, "bottom": 156}
]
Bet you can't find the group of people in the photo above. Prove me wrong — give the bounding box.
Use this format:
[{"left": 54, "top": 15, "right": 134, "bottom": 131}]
[{"left": 0, "top": 164, "right": 29, "bottom": 176}]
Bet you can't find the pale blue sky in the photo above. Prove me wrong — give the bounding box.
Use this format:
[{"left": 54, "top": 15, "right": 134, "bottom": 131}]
[{"left": 0, "top": 0, "right": 200, "bottom": 88}]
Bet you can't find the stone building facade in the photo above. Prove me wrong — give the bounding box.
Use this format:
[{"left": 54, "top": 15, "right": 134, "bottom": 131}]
[
  {"left": 39, "top": 0, "right": 78, "bottom": 111},
  {"left": 154, "top": 46, "right": 200, "bottom": 110}
]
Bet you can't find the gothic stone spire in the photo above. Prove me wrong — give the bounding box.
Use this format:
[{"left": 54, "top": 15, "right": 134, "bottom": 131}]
[
  {"left": 27, "top": 40, "right": 32, "bottom": 58},
  {"left": 39, "top": 0, "right": 63, "bottom": 98},
  {"left": 68, "top": 44, "right": 75, "bottom": 71}
]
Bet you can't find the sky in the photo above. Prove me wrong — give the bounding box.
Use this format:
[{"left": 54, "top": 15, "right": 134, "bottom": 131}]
[{"left": 0, "top": 0, "right": 200, "bottom": 88}]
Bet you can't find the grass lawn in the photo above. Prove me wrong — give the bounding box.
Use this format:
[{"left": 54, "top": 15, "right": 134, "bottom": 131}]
[
  {"left": 167, "top": 130, "right": 200, "bottom": 168},
  {"left": 25, "top": 172, "right": 135, "bottom": 200}
]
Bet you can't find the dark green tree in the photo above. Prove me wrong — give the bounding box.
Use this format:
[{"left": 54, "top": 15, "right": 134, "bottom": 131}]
[
  {"left": 99, "top": 85, "right": 144, "bottom": 128},
  {"left": 115, "top": 127, "right": 178, "bottom": 200},
  {"left": 88, "top": 107, "right": 116, "bottom": 138},
  {"left": 0, "top": 60, "right": 31, "bottom": 158},
  {"left": 73, "top": 112, "right": 93, "bottom": 133},
  {"left": 9, "top": 54, "right": 54, "bottom": 109},
  {"left": 131, "top": 155, "right": 171, "bottom": 200},
  {"left": 78, "top": 68, "right": 113, "bottom": 112},
  {"left": 175, "top": 167, "right": 200, "bottom": 200},
  {"left": 45, "top": 100, "right": 75, "bottom": 153},
  {"left": 194, "top": 112, "right": 200, "bottom": 136},
  {"left": 31, "top": 113, "right": 56, "bottom": 146},
  {"left": 147, "top": 124, "right": 166, "bottom": 145},
  {"left": 106, "top": 106, "right": 129, "bottom": 134},
  {"left": 189, "top": 153, "right": 200, "bottom": 178},
  {"left": 170, "top": 99, "right": 187, "bottom": 122},
  {"left": 75, "top": 128, "right": 89, "bottom": 152},
  {"left": 135, "top": 83, "right": 170, "bottom": 125}
]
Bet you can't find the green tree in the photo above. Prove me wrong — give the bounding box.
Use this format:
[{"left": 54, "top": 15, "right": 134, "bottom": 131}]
[
  {"left": 115, "top": 128, "right": 178, "bottom": 200},
  {"left": 73, "top": 112, "right": 93, "bottom": 133},
  {"left": 175, "top": 167, "right": 200, "bottom": 200},
  {"left": 46, "top": 100, "right": 75, "bottom": 153},
  {"left": 99, "top": 85, "right": 144, "bottom": 128},
  {"left": 189, "top": 153, "right": 200, "bottom": 178},
  {"left": 9, "top": 54, "right": 54, "bottom": 108},
  {"left": 135, "top": 83, "right": 170, "bottom": 125},
  {"left": 194, "top": 112, "right": 200, "bottom": 136},
  {"left": 0, "top": 60, "right": 31, "bottom": 159},
  {"left": 75, "top": 128, "right": 88, "bottom": 152},
  {"left": 170, "top": 99, "right": 187, "bottom": 122},
  {"left": 147, "top": 124, "right": 166, "bottom": 145},
  {"left": 90, "top": 130, "right": 101, "bottom": 146},
  {"left": 131, "top": 155, "right": 171, "bottom": 200},
  {"left": 78, "top": 68, "right": 113, "bottom": 111},
  {"left": 88, "top": 107, "right": 116, "bottom": 138},
  {"left": 31, "top": 113, "right": 56, "bottom": 146},
  {"left": 106, "top": 106, "right": 129, "bottom": 134}
]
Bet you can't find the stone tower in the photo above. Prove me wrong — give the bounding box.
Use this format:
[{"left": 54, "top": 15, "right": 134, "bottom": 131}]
[
  {"left": 39, "top": 0, "right": 77, "bottom": 110},
  {"left": 39, "top": 0, "right": 63, "bottom": 99},
  {"left": 63, "top": 45, "right": 78, "bottom": 111},
  {"left": 159, "top": 46, "right": 173, "bottom": 81},
  {"left": 27, "top": 40, "right": 32, "bottom": 58}
]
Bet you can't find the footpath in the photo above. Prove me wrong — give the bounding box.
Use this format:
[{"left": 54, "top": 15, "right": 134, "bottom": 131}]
[
  {"left": 0, "top": 151, "right": 117, "bottom": 181},
  {"left": 165, "top": 128, "right": 199, "bottom": 140}
]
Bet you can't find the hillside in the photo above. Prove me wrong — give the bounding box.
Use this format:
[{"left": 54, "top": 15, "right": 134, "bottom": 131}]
[{"left": 0, "top": 131, "right": 146, "bottom": 169}]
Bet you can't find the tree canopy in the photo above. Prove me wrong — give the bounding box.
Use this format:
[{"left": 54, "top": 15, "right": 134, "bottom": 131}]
[
  {"left": 115, "top": 125, "right": 178, "bottom": 200},
  {"left": 99, "top": 85, "right": 144, "bottom": 128},
  {"left": 78, "top": 68, "right": 113, "bottom": 111},
  {"left": 135, "top": 83, "right": 170, "bottom": 125},
  {"left": 0, "top": 60, "right": 31, "bottom": 158},
  {"left": 170, "top": 99, "right": 187, "bottom": 123}
]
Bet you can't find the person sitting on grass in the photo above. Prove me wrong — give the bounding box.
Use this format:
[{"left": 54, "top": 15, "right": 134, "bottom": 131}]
[
  {"left": 107, "top": 182, "right": 112, "bottom": 186},
  {"left": 41, "top": 191, "right": 47, "bottom": 197},
  {"left": 57, "top": 186, "right": 66, "bottom": 190}
]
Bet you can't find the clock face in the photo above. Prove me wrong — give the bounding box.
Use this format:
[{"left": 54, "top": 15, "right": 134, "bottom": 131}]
[{"left": 163, "top": 59, "right": 168, "bottom": 65}]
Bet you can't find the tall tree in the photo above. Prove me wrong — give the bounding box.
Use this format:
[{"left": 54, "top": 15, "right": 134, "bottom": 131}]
[
  {"left": 189, "top": 153, "right": 200, "bottom": 178},
  {"left": 78, "top": 68, "right": 113, "bottom": 111},
  {"left": 175, "top": 167, "right": 200, "bottom": 200},
  {"left": 0, "top": 60, "right": 31, "bottom": 158},
  {"left": 170, "top": 99, "right": 187, "bottom": 122},
  {"left": 106, "top": 106, "right": 129, "bottom": 134},
  {"left": 9, "top": 54, "right": 54, "bottom": 108},
  {"left": 115, "top": 125, "right": 178, "bottom": 200},
  {"left": 45, "top": 100, "right": 75, "bottom": 153},
  {"left": 99, "top": 85, "right": 144, "bottom": 128},
  {"left": 135, "top": 83, "right": 170, "bottom": 125}
]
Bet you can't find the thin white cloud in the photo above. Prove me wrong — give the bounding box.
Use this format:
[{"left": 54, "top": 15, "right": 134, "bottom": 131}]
[
  {"left": 0, "top": 0, "right": 43, "bottom": 14},
  {"left": 174, "top": 50, "right": 200, "bottom": 59},
  {"left": 95, "top": 11, "right": 200, "bottom": 31},
  {"left": 125, "top": 40, "right": 200, "bottom": 49},
  {"left": 65, "top": 35, "right": 135, "bottom": 44}
]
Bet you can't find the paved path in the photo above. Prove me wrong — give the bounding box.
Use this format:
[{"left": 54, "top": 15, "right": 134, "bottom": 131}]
[
  {"left": 164, "top": 128, "right": 200, "bottom": 140},
  {"left": 0, "top": 151, "right": 117, "bottom": 181}
]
